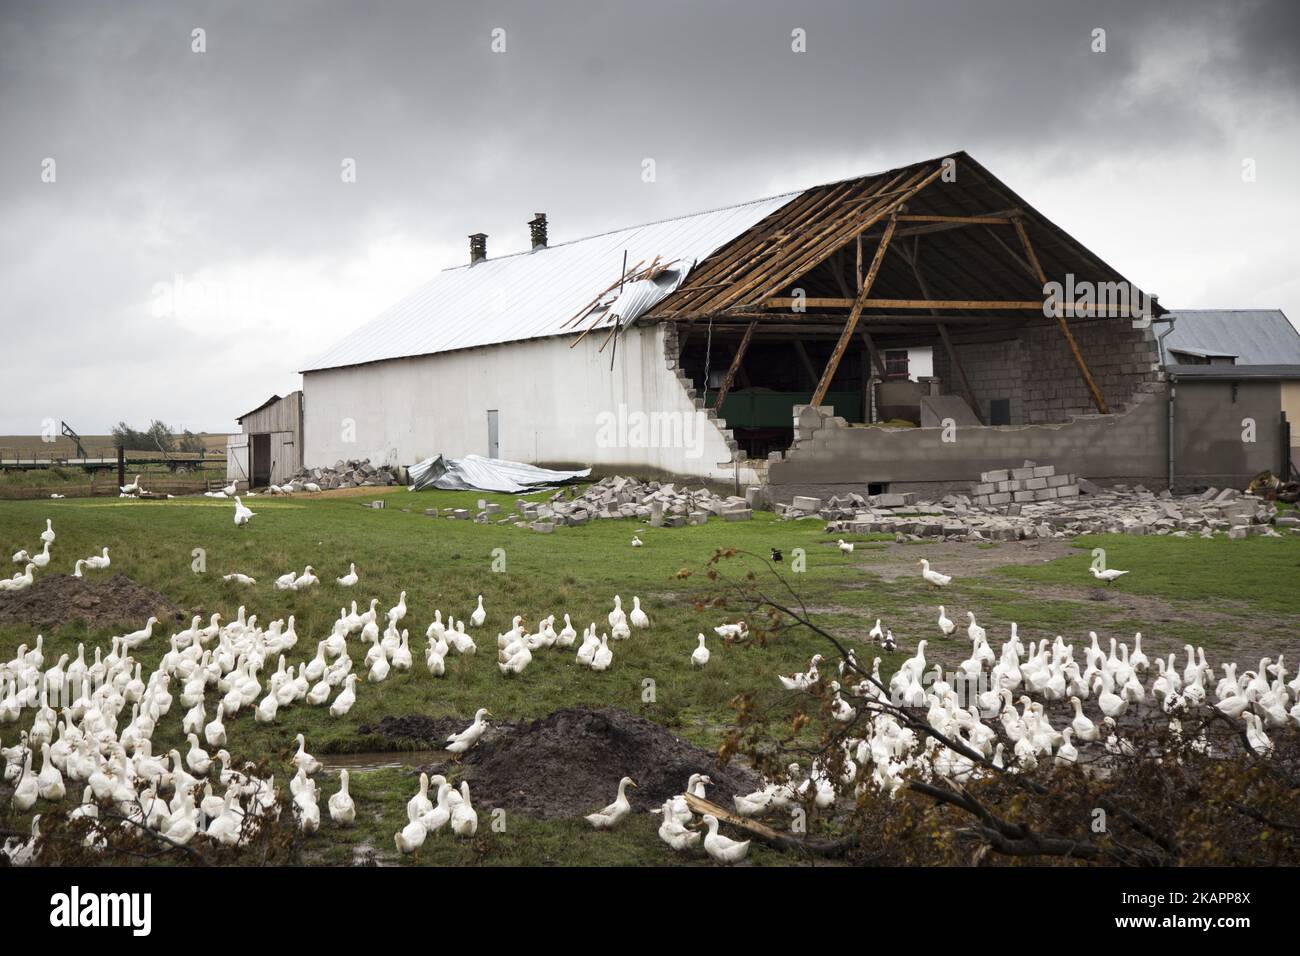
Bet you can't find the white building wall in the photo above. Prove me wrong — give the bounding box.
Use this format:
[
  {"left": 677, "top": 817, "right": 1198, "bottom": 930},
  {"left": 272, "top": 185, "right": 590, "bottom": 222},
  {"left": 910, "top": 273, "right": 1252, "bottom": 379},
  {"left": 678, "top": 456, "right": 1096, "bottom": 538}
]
[{"left": 301, "top": 324, "right": 757, "bottom": 483}]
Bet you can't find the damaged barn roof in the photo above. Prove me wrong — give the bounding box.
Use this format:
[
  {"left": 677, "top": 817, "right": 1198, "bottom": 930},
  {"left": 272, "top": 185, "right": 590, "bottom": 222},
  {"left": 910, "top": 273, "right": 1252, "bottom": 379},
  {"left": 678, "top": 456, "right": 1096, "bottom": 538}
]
[
  {"left": 303, "top": 151, "right": 1164, "bottom": 374},
  {"left": 300, "top": 191, "right": 798, "bottom": 373}
]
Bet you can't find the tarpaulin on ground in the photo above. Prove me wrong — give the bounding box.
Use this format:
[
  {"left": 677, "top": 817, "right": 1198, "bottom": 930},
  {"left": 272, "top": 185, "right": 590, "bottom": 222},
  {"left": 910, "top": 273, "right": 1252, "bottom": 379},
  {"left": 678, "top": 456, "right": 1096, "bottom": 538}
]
[{"left": 407, "top": 454, "right": 591, "bottom": 494}]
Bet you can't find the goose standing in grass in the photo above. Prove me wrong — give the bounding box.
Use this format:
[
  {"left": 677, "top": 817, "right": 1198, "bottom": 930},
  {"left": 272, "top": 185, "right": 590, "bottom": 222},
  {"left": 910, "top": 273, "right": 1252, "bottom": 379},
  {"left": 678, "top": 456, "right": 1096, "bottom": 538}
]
[
  {"left": 222, "top": 573, "right": 256, "bottom": 586},
  {"left": 0, "top": 564, "right": 36, "bottom": 591},
  {"left": 395, "top": 803, "right": 427, "bottom": 854},
  {"left": 185, "top": 734, "right": 212, "bottom": 775},
  {"left": 591, "top": 635, "right": 613, "bottom": 672},
  {"left": 36, "top": 743, "right": 65, "bottom": 801},
  {"left": 919, "top": 559, "right": 951, "bottom": 587},
  {"left": 692, "top": 633, "right": 710, "bottom": 667},
  {"left": 837, "top": 539, "right": 854, "bottom": 555},
  {"left": 84, "top": 547, "right": 110, "bottom": 570},
  {"left": 1090, "top": 565, "right": 1129, "bottom": 584},
  {"left": 631, "top": 534, "right": 643, "bottom": 548},
  {"left": 204, "top": 703, "right": 227, "bottom": 748},
  {"left": 292, "top": 566, "right": 319, "bottom": 590},
  {"left": 470, "top": 594, "right": 486, "bottom": 627},
  {"left": 657, "top": 798, "right": 701, "bottom": 851},
  {"left": 387, "top": 591, "right": 408, "bottom": 626},
  {"left": 448, "top": 781, "right": 478, "bottom": 837},
  {"left": 445, "top": 708, "right": 491, "bottom": 756},
  {"left": 336, "top": 563, "right": 358, "bottom": 587},
  {"left": 713, "top": 621, "right": 748, "bottom": 642},
  {"left": 232, "top": 496, "right": 256, "bottom": 527},
  {"left": 292, "top": 734, "right": 321, "bottom": 775},
  {"left": 119, "top": 475, "right": 141, "bottom": 494},
  {"left": 700, "top": 813, "right": 749, "bottom": 865},
  {"left": 40, "top": 520, "right": 55, "bottom": 545},
  {"left": 937, "top": 606, "right": 956, "bottom": 637},
  {"left": 608, "top": 596, "right": 626, "bottom": 630},
  {"left": 29, "top": 542, "right": 51, "bottom": 569},
  {"left": 1244, "top": 712, "right": 1273, "bottom": 756},
  {"left": 557, "top": 614, "right": 577, "bottom": 646},
  {"left": 629, "top": 596, "right": 649, "bottom": 629},
  {"left": 585, "top": 776, "right": 637, "bottom": 829},
  {"left": 868, "top": 619, "right": 884, "bottom": 643},
  {"left": 120, "top": 617, "right": 159, "bottom": 651},
  {"left": 329, "top": 674, "right": 358, "bottom": 717},
  {"left": 576, "top": 628, "right": 600, "bottom": 667},
  {"left": 779, "top": 654, "right": 822, "bottom": 692},
  {"left": 274, "top": 570, "right": 297, "bottom": 590},
  {"left": 328, "top": 770, "right": 356, "bottom": 827},
  {"left": 966, "top": 613, "right": 986, "bottom": 644}
]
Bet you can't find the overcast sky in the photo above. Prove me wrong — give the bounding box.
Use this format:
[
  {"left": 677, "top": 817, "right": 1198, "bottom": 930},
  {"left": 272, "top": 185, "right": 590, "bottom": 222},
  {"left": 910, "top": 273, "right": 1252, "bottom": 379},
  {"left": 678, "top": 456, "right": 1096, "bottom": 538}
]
[{"left": 1, "top": 0, "right": 1297, "bottom": 434}]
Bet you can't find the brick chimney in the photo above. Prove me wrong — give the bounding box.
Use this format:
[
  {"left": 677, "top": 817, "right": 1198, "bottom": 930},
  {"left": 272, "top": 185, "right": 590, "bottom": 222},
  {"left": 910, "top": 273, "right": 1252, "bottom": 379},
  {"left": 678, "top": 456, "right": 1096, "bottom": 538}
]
[
  {"left": 528, "top": 213, "right": 548, "bottom": 250},
  {"left": 468, "top": 233, "right": 487, "bottom": 265}
]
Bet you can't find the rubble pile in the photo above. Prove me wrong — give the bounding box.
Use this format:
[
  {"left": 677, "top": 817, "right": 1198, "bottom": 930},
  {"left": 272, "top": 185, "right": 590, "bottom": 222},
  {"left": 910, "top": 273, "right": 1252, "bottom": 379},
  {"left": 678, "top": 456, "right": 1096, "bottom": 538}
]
[
  {"left": 790, "top": 464, "right": 1295, "bottom": 542},
  {"left": 422, "top": 475, "right": 754, "bottom": 531},
  {"left": 290, "top": 459, "right": 402, "bottom": 490}
]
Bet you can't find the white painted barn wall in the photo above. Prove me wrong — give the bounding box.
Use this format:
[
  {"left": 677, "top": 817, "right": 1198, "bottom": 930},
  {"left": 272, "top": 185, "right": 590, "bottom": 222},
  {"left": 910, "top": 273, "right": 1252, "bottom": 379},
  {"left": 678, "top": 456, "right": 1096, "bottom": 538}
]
[{"left": 302, "top": 324, "right": 756, "bottom": 483}]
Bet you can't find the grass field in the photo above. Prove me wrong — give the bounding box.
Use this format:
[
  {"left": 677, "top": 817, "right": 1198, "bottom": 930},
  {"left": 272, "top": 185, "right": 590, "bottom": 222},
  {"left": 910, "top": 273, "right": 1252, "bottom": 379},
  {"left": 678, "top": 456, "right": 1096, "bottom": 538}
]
[{"left": 1, "top": 488, "right": 1297, "bottom": 865}]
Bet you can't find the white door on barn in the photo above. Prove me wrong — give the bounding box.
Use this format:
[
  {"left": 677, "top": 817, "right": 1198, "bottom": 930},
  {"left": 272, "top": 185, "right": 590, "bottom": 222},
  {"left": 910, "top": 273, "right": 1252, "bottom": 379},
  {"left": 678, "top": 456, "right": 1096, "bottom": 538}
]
[
  {"left": 226, "top": 434, "right": 249, "bottom": 486},
  {"left": 487, "top": 410, "right": 499, "bottom": 459}
]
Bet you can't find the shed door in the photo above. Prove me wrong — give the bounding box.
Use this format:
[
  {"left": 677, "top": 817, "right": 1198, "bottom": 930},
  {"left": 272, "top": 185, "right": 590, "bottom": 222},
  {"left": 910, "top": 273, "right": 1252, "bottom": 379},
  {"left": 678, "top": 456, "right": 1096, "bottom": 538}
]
[
  {"left": 251, "top": 433, "right": 272, "bottom": 487},
  {"left": 487, "top": 410, "right": 499, "bottom": 459},
  {"left": 227, "top": 434, "right": 249, "bottom": 484}
]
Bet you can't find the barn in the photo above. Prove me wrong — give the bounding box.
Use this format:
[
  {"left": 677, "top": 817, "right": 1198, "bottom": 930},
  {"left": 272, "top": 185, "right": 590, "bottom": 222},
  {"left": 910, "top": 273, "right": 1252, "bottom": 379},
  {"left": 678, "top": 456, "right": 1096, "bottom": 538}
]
[
  {"left": 297, "top": 152, "right": 1290, "bottom": 496},
  {"left": 226, "top": 391, "right": 304, "bottom": 489}
]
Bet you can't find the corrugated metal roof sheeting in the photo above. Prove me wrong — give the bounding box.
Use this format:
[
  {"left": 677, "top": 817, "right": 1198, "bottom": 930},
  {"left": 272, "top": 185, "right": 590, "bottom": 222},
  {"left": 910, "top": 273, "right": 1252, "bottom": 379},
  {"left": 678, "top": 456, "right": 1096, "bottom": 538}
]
[
  {"left": 1161, "top": 310, "right": 1300, "bottom": 366},
  {"left": 302, "top": 193, "right": 799, "bottom": 373}
]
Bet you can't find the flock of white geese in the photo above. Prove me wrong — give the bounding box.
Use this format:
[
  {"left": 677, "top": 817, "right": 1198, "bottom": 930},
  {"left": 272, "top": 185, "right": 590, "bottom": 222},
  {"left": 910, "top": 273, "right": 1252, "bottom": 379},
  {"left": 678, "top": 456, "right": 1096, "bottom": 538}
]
[
  {"left": 0, "top": 517, "right": 757, "bottom": 863},
  {"left": 1, "top": 519, "right": 1293, "bottom": 867}
]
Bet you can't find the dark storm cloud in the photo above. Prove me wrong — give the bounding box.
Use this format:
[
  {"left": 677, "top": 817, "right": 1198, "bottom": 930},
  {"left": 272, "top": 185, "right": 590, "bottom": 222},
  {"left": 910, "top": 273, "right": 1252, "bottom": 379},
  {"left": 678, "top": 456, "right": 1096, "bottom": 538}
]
[{"left": 0, "top": 0, "right": 1296, "bottom": 432}]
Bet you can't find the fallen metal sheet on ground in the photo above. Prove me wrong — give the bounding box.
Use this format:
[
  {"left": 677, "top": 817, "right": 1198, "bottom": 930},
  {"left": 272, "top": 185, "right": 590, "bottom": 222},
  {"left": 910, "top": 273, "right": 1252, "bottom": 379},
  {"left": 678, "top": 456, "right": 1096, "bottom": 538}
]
[{"left": 407, "top": 454, "right": 591, "bottom": 494}]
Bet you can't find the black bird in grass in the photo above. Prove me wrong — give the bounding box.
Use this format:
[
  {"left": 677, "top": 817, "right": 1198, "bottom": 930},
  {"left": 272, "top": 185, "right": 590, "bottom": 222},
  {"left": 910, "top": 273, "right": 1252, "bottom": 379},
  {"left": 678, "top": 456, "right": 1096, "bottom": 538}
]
[{"left": 770, "top": 548, "right": 783, "bottom": 562}]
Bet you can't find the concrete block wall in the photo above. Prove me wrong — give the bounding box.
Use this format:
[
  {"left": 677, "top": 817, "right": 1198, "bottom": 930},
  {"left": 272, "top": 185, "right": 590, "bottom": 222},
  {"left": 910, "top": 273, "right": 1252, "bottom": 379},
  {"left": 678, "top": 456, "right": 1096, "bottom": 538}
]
[
  {"left": 931, "top": 318, "right": 1162, "bottom": 424},
  {"left": 767, "top": 391, "right": 1171, "bottom": 502}
]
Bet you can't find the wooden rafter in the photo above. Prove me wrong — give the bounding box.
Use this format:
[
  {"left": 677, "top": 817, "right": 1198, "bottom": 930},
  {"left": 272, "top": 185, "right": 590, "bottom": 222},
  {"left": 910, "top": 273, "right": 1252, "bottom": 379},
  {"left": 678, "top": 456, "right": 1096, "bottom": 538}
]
[
  {"left": 810, "top": 210, "right": 899, "bottom": 407},
  {"left": 1012, "top": 217, "right": 1109, "bottom": 414},
  {"left": 760, "top": 297, "right": 1135, "bottom": 313},
  {"left": 712, "top": 320, "right": 756, "bottom": 411}
]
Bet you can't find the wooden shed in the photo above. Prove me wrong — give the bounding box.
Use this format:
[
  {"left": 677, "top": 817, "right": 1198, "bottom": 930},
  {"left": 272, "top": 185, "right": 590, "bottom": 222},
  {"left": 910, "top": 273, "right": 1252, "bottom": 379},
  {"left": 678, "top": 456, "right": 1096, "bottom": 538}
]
[{"left": 226, "top": 391, "right": 303, "bottom": 489}]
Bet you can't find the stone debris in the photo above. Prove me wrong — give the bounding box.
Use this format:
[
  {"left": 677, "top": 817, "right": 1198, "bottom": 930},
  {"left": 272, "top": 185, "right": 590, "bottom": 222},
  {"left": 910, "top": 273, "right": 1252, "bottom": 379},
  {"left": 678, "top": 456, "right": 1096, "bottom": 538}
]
[
  {"left": 807, "top": 464, "right": 1289, "bottom": 542},
  {"left": 416, "top": 475, "right": 751, "bottom": 529},
  {"left": 288, "top": 458, "right": 402, "bottom": 490}
]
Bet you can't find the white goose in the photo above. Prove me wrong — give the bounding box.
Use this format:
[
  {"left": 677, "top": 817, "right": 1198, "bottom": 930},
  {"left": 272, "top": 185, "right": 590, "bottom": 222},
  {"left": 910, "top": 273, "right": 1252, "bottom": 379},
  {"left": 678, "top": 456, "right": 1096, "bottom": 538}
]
[
  {"left": 40, "top": 520, "right": 55, "bottom": 544},
  {"left": 919, "top": 558, "right": 951, "bottom": 587},
  {"left": 691, "top": 634, "right": 710, "bottom": 667},
  {"left": 584, "top": 776, "right": 637, "bottom": 829},
  {"left": 336, "top": 563, "right": 358, "bottom": 587},
  {"left": 445, "top": 708, "right": 491, "bottom": 755},
  {"left": 937, "top": 606, "right": 956, "bottom": 637},
  {"left": 470, "top": 595, "right": 486, "bottom": 627},
  {"left": 629, "top": 596, "right": 649, "bottom": 629},
  {"left": 232, "top": 496, "right": 256, "bottom": 527},
  {"left": 700, "top": 813, "right": 749, "bottom": 864}
]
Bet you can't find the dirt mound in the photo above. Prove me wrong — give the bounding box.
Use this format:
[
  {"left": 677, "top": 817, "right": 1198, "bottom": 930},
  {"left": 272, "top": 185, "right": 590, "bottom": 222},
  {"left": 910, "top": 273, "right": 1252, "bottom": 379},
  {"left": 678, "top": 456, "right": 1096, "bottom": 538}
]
[
  {"left": 0, "top": 573, "right": 179, "bottom": 630},
  {"left": 357, "top": 714, "right": 516, "bottom": 746},
  {"left": 422, "top": 706, "right": 759, "bottom": 820}
]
